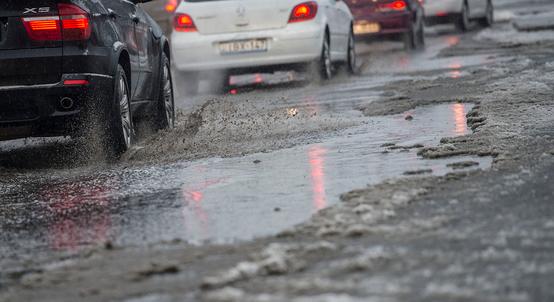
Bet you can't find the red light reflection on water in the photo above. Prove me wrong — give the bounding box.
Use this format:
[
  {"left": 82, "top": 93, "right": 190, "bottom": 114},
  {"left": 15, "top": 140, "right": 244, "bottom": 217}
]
[
  {"left": 446, "top": 36, "right": 460, "bottom": 47},
  {"left": 182, "top": 177, "right": 227, "bottom": 237},
  {"left": 452, "top": 103, "right": 468, "bottom": 135},
  {"left": 41, "top": 179, "right": 113, "bottom": 251},
  {"left": 448, "top": 62, "right": 463, "bottom": 79},
  {"left": 308, "top": 145, "right": 328, "bottom": 211}
]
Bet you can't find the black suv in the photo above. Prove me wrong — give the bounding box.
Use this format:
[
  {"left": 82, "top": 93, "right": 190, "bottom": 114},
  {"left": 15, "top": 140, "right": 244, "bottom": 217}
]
[{"left": 0, "top": 0, "right": 175, "bottom": 156}]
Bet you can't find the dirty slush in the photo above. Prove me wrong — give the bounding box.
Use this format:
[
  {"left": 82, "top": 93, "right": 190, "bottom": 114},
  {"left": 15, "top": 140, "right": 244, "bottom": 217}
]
[{"left": 2, "top": 3, "right": 554, "bottom": 302}]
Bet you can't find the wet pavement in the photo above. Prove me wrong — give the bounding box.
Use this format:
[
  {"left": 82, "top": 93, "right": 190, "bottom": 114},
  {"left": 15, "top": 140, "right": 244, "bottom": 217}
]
[{"left": 1, "top": 31, "right": 502, "bottom": 272}]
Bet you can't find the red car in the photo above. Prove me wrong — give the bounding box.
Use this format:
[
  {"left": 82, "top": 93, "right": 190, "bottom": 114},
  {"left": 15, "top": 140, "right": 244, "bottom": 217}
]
[{"left": 345, "top": 0, "right": 425, "bottom": 50}]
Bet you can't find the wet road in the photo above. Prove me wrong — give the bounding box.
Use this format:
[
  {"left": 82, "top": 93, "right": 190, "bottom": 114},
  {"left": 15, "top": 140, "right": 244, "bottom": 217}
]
[{"left": 0, "top": 30, "right": 501, "bottom": 271}]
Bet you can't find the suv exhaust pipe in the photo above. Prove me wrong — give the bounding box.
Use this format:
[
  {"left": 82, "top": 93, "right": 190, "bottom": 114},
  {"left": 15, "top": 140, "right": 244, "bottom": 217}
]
[{"left": 59, "top": 97, "right": 75, "bottom": 110}]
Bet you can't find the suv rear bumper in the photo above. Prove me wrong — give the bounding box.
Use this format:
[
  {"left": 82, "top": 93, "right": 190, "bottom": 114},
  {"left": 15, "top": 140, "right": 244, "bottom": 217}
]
[{"left": 0, "top": 73, "right": 113, "bottom": 140}]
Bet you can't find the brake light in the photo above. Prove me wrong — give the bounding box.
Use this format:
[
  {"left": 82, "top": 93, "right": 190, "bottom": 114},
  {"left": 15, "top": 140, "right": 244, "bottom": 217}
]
[
  {"left": 174, "top": 14, "right": 197, "bottom": 32},
  {"left": 386, "top": 1, "right": 407, "bottom": 11},
  {"left": 21, "top": 3, "right": 90, "bottom": 42},
  {"left": 64, "top": 79, "right": 89, "bottom": 86},
  {"left": 165, "top": 0, "right": 178, "bottom": 13},
  {"left": 58, "top": 4, "right": 91, "bottom": 41},
  {"left": 289, "top": 2, "right": 318, "bottom": 23},
  {"left": 22, "top": 16, "right": 62, "bottom": 41}
]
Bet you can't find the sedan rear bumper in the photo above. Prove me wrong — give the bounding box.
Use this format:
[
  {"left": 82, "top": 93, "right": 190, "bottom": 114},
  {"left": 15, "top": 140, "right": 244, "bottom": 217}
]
[
  {"left": 353, "top": 12, "right": 412, "bottom": 37},
  {"left": 424, "top": 0, "right": 462, "bottom": 17},
  {"left": 171, "top": 22, "right": 324, "bottom": 72}
]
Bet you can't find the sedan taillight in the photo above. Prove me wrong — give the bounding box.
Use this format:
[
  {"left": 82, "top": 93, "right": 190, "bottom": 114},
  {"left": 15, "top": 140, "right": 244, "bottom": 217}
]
[
  {"left": 289, "top": 2, "right": 318, "bottom": 23},
  {"left": 380, "top": 0, "right": 407, "bottom": 12},
  {"left": 21, "top": 3, "right": 91, "bottom": 41},
  {"left": 174, "top": 13, "right": 197, "bottom": 32},
  {"left": 165, "top": 0, "right": 179, "bottom": 13}
]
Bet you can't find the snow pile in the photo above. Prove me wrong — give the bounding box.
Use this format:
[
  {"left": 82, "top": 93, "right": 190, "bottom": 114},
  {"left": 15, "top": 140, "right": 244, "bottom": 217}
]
[
  {"left": 513, "top": 11, "right": 554, "bottom": 31},
  {"left": 202, "top": 241, "right": 337, "bottom": 289},
  {"left": 475, "top": 23, "right": 554, "bottom": 45}
]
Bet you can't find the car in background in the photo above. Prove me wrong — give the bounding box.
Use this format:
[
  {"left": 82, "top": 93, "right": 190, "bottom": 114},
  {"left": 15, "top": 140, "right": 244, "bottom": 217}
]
[
  {"left": 0, "top": 0, "right": 175, "bottom": 157},
  {"left": 140, "top": 0, "right": 182, "bottom": 36},
  {"left": 344, "top": 0, "right": 425, "bottom": 50},
  {"left": 171, "top": 0, "right": 357, "bottom": 95},
  {"left": 423, "top": 0, "right": 493, "bottom": 31}
]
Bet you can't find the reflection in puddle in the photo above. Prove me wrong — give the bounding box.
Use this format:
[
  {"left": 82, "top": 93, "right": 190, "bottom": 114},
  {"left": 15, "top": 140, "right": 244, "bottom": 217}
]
[
  {"left": 107, "top": 103, "right": 491, "bottom": 245},
  {"left": 182, "top": 177, "right": 226, "bottom": 240},
  {"left": 3, "top": 104, "right": 494, "bottom": 250},
  {"left": 309, "top": 146, "right": 328, "bottom": 211},
  {"left": 453, "top": 103, "right": 468, "bottom": 136},
  {"left": 41, "top": 178, "right": 114, "bottom": 251},
  {"left": 446, "top": 35, "right": 460, "bottom": 47}
]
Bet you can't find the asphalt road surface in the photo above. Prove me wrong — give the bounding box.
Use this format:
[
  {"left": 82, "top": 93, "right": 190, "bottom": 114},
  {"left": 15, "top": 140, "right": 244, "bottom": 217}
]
[{"left": 1, "top": 1, "right": 554, "bottom": 301}]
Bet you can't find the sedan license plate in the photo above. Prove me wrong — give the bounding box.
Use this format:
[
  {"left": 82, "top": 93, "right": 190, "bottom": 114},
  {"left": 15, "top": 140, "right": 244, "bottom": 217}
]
[
  {"left": 219, "top": 39, "right": 268, "bottom": 55},
  {"left": 354, "top": 22, "right": 381, "bottom": 34}
]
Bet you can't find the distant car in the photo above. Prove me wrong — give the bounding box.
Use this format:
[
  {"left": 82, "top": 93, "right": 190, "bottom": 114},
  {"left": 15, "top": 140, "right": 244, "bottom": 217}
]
[
  {"left": 140, "top": 0, "right": 182, "bottom": 36},
  {"left": 344, "top": 0, "right": 425, "bottom": 50},
  {"left": 0, "top": 0, "right": 175, "bottom": 156},
  {"left": 424, "top": 0, "right": 493, "bottom": 31},
  {"left": 171, "top": 0, "right": 357, "bottom": 95}
]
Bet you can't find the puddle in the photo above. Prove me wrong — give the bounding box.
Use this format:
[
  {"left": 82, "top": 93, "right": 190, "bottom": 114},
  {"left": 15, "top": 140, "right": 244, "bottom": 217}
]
[
  {"left": 357, "top": 34, "right": 509, "bottom": 78},
  {"left": 0, "top": 103, "right": 492, "bottom": 256}
]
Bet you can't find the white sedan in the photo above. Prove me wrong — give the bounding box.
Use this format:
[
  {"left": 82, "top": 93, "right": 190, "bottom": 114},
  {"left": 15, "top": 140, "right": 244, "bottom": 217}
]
[
  {"left": 171, "top": 0, "right": 356, "bottom": 94},
  {"left": 424, "top": 0, "right": 494, "bottom": 31}
]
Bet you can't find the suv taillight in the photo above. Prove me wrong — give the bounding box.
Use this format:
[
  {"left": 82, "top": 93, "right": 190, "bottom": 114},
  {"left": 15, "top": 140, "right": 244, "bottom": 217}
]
[
  {"left": 59, "top": 3, "right": 91, "bottom": 41},
  {"left": 22, "top": 16, "right": 62, "bottom": 41},
  {"left": 174, "top": 13, "right": 197, "bottom": 32},
  {"left": 289, "top": 2, "right": 318, "bottom": 23},
  {"left": 21, "top": 3, "right": 91, "bottom": 41}
]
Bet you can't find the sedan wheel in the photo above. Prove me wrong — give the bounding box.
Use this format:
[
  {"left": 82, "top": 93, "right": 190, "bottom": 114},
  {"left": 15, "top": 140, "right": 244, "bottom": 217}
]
[
  {"left": 347, "top": 30, "right": 358, "bottom": 75},
  {"left": 455, "top": 2, "right": 470, "bottom": 31},
  {"left": 404, "top": 15, "right": 424, "bottom": 51},
  {"left": 157, "top": 54, "right": 175, "bottom": 129},
  {"left": 320, "top": 35, "right": 333, "bottom": 80},
  {"left": 479, "top": 0, "right": 494, "bottom": 27}
]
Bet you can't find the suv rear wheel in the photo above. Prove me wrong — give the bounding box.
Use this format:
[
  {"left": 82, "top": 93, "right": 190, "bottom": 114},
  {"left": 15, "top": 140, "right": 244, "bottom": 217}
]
[{"left": 107, "top": 64, "right": 134, "bottom": 157}]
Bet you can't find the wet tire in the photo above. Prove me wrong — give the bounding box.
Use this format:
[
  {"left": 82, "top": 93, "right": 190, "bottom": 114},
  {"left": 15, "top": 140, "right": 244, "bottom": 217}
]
[
  {"left": 311, "top": 32, "right": 333, "bottom": 82},
  {"left": 346, "top": 29, "right": 358, "bottom": 75},
  {"left": 404, "top": 13, "right": 424, "bottom": 51},
  {"left": 107, "top": 64, "right": 135, "bottom": 157},
  {"left": 478, "top": 0, "right": 494, "bottom": 27},
  {"left": 155, "top": 53, "right": 175, "bottom": 130},
  {"left": 77, "top": 64, "right": 133, "bottom": 159},
  {"left": 455, "top": 2, "right": 470, "bottom": 32},
  {"left": 417, "top": 15, "right": 425, "bottom": 47}
]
